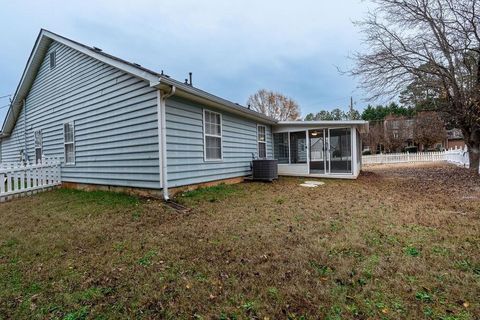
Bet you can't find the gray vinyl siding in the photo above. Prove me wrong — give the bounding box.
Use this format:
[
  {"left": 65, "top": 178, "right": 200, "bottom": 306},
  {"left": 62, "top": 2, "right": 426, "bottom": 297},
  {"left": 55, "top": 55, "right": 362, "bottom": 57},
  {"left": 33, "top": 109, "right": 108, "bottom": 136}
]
[
  {"left": 0, "top": 39, "right": 274, "bottom": 190},
  {"left": 1, "top": 107, "right": 26, "bottom": 162},
  {"left": 0, "top": 41, "right": 160, "bottom": 189},
  {"left": 166, "top": 96, "right": 273, "bottom": 187}
]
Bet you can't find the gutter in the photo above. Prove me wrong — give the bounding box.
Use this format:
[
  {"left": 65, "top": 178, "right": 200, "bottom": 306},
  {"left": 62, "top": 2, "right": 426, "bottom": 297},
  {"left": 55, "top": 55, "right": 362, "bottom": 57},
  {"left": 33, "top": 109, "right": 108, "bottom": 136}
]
[
  {"left": 156, "top": 85, "right": 176, "bottom": 201},
  {"left": 159, "top": 76, "right": 277, "bottom": 125}
]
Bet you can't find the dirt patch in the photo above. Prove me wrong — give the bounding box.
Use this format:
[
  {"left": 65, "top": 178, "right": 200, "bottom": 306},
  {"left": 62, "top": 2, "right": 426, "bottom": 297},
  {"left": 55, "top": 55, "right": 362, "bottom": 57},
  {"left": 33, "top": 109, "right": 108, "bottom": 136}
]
[{"left": 0, "top": 164, "right": 479, "bottom": 319}]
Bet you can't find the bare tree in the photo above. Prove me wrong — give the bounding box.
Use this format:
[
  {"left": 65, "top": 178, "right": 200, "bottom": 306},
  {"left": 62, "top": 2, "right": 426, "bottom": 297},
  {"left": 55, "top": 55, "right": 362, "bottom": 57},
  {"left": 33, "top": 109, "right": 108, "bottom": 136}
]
[
  {"left": 413, "top": 111, "right": 447, "bottom": 150},
  {"left": 362, "top": 121, "right": 385, "bottom": 153},
  {"left": 350, "top": 0, "right": 480, "bottom": 172},
  {"left": 247, "top": 89, "right": 301, "bottom": 121}
]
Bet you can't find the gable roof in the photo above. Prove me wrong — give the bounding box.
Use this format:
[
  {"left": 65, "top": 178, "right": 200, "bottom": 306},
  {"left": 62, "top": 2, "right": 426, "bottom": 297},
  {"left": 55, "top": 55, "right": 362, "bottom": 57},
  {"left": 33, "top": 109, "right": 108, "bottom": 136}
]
[{"left": 0, "top": 29, "right": 276, "bottom": 138}]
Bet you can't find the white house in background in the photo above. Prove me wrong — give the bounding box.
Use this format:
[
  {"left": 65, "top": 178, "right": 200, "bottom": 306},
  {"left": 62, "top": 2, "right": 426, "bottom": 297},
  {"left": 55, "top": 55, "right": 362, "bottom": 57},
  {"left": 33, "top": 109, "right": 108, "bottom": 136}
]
[{"left": 0, "top": 29, "right": 368, "bottom": 200}]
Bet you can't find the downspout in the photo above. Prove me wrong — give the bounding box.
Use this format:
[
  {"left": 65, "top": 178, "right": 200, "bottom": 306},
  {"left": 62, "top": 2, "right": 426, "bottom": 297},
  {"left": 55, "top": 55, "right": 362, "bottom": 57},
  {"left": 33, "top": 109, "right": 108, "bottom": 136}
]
[
  {"left": 23, "top": 99, "right": 28, "bottom": 164},
  {"left": 157, "top": 85, "right": 176, "bottom": 201}
]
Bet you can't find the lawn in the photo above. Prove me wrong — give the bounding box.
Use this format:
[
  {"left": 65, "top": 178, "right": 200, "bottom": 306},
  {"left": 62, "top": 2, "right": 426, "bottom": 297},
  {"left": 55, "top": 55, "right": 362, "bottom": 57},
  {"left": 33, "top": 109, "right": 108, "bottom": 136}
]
[{"left": 0, "top": 163, "right": 479, "bottom": 319}]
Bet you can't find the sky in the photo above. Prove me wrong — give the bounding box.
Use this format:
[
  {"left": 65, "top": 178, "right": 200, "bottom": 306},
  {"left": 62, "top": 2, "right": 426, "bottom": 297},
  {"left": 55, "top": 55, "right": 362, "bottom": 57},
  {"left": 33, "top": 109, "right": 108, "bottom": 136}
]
[{"left": 0, "top": 0, "right": 372, "bottom": 124}]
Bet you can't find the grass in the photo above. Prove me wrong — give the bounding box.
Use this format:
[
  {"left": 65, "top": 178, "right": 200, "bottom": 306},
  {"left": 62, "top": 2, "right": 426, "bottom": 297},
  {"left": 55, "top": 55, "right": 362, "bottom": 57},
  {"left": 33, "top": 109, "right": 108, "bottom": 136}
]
[
  {"left": 179, "top": 183, "right": 243, "bottom": 203},
  {"left": 0, "top": 163, "right": 479, "bottom": 319}
]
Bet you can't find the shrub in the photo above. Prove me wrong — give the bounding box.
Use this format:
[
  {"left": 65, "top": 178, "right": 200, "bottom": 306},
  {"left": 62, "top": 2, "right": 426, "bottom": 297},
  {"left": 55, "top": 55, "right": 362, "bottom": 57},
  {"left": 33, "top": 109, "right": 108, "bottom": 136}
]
[{"left": 404, "top": 146, "right": 418, "bottom": 153}]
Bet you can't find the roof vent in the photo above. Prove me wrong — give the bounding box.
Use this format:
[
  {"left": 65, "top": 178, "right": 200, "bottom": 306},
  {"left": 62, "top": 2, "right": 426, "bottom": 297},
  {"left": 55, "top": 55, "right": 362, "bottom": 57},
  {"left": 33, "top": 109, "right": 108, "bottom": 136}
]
[
  {"left": 93, "top": 46, "right": 102, "bottom": 52},
  {"left": 133, "top": 63, "right": 141, "bottom": 67},
  {"left": 49, "top": 51, "right": 56, "bottom": 69}
]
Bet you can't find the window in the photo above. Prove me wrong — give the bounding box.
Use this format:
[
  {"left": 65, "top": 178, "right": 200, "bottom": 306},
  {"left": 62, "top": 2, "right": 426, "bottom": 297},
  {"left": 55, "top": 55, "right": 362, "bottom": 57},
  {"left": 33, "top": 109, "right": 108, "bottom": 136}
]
[
  {"left": 64, "top": 122, "right": 75, "bottom": 165},
  {"left": 203, "top": 110, "right": 222, "bottom": 161},
  {"left": 257, "top": 125, "right": 267, "bottom": 159},
  {"left": 34, "top": 130, "right": 42, "bottom": 163},
  {"left": 49, "top": 51, "right": 56, "bottom": 69},
  {"left": 19, "top": 149, "right": 25, "bottom": 163},
  {"left": 273, "top": 133, "right": 289, "bottom": 164}
]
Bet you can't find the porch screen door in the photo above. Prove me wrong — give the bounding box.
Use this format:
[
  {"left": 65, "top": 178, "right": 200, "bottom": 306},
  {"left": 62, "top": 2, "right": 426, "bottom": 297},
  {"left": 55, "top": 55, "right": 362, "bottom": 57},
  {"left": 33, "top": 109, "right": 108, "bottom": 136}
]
[
  {"left": 329, "top": 128, "right": 352, "bottom": 173},
  {"left": 309, "top": 130, "right": 326, "bottom": 174}
]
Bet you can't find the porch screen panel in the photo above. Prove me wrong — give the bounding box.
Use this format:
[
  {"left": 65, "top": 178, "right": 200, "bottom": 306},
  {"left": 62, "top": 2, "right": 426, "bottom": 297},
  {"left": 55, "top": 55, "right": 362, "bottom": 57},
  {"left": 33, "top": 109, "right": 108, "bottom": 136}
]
[
  {"left": 289, "top": 131, "right": 307, "bottom": 164},
  {"left": 273, "top": 133, "right": 289, "bottom": 164}
]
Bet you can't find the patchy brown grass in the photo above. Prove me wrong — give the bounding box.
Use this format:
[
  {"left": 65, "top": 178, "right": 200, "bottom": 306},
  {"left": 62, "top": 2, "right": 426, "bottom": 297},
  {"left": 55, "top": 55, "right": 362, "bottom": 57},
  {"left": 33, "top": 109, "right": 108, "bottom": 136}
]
[{"left": 0, "top": 163, "right": 479, "bottom": 319}]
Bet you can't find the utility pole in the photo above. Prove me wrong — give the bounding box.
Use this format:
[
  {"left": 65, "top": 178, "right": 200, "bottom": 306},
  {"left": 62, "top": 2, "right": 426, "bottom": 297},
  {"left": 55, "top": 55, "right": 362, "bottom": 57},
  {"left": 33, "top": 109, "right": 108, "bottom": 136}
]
[{"left": 349, "top": 96, "right": 354, "bottom": 119}]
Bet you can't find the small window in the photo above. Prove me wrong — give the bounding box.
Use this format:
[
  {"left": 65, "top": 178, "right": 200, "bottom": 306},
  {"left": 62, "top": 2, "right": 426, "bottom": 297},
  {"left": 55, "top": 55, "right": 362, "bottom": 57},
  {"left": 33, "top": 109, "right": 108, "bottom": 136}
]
[
  {"left": 257, "top": 125, "right": 267, "bottom": 159},
  {"left": 34, "top": 130, "right": 43, "bottom": 163},
  {"left": 64, "top": 121, "right": 75, "bottom": 165},
  {"left": 49, "top": 51, "right": 56, "bottom": 69},
  {"left": 203, "top": 110, "right": 222, "bottom": 161}
]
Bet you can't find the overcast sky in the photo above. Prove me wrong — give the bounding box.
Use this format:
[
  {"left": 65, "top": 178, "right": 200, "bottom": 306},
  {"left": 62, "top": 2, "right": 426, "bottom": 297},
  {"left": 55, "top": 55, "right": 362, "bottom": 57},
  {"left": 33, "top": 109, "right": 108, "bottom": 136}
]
[{"left": 0, "top": 0, "right": 372, "bottom": 123}]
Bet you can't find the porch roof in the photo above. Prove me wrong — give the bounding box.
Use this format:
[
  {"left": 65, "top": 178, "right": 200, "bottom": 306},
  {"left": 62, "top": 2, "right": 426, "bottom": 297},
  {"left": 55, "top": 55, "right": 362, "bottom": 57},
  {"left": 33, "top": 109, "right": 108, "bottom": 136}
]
[{"left": 273, "top": 120, "right": 369, "bottom": 133}]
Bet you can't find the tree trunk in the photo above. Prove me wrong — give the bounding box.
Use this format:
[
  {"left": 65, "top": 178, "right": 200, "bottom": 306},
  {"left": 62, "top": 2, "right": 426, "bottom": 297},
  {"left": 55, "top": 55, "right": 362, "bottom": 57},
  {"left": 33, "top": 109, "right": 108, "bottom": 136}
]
[
  {"left": 466, "top": 127, "right": 480, "bottom": 174},
  {"left": 468, "top": 142, "right": 480, "bottom": 173}
]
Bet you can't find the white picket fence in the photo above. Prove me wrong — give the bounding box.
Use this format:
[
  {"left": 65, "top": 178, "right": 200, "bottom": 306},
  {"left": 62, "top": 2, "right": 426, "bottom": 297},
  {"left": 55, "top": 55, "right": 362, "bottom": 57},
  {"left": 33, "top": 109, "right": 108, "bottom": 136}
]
[
  {"left": 362, "top": 146, "right": 470, "bottom": 167},
  {"left": 0, "top": 158, "right": 62, "bottom": 202},
  {"left": 444, "top": 148, "right": 470, "bottom": 167}
]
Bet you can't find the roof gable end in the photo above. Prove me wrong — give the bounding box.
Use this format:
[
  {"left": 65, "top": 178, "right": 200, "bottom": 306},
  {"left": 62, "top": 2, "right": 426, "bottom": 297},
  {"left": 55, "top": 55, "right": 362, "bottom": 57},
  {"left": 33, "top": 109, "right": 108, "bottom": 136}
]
[{"left": 0, "top": 29, "right": 276, "bottom": 137}]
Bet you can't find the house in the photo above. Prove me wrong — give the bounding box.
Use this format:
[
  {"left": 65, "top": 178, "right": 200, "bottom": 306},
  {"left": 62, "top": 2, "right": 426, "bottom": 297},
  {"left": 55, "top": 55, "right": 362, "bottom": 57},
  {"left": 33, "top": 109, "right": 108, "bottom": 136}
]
[
  {"left": 383, "top": 115, "right": 415, "bottom": 152},
  {"left": 363, "top": 112, "right": 450, "bottom": 153},
  {"left": 445, "top": 129, "right": 466, "bottom": 150},
  {"left": 0, "top": 29, "right": 368, "bottom": 199}
]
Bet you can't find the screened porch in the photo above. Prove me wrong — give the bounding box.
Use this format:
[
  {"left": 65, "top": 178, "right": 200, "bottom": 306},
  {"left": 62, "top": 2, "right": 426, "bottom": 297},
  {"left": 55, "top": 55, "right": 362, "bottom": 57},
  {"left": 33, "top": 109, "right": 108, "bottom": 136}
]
[{"left": 272, "top": 121, "right": 368, "bottom": 179}]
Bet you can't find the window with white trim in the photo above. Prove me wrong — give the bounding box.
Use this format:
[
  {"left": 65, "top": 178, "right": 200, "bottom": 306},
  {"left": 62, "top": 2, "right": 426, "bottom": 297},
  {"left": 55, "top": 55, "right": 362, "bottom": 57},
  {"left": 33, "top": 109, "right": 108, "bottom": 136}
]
[
  {"left": 257, "top": 125, "right": 267, "bottom": 158},
  {"left": 203, "top": 110, "right": 222, "bottom": 161},
  {"left": 34, "top": 130, "right": 43, "bottom": 163},
  {"left": 64, "top": 122, "right": 75, "bottom": 165}
]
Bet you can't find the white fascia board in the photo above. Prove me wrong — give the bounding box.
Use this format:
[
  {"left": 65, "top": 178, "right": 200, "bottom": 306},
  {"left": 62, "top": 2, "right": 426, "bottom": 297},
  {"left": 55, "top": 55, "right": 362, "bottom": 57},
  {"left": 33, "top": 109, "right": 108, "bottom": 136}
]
[
  {"left": 277, "top": 120, "right": 369, "bottom": 125},
  {"left": 42, "top": 30, "right": 159, "bottom": 84},
  {"left": 1, "top": 30, "right": 161, "bottom": 136},
  {"left": 273, "top": 121, "right": 369, "bottom": 133}
]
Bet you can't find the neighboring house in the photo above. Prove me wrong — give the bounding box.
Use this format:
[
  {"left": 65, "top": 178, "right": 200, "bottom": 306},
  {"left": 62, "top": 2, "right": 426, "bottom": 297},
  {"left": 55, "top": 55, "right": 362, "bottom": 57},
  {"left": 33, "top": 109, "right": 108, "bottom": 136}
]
[
  {"left": 445, "top": 129, "right": 466, "bottom": 150},
  {"left": 384, "top": 115, "right": 415, "bottom": 151},
  {"left": 364, "top": 113, "right": 451, "bottom": 153},
  {"left": 0, "top": 30, "right": 368, "bottom": 199}
]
